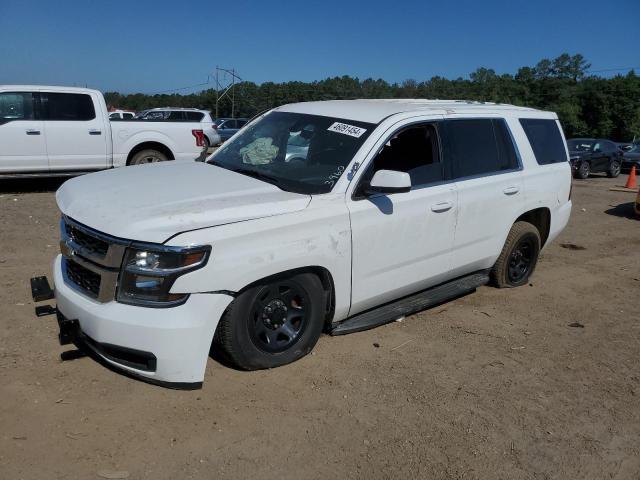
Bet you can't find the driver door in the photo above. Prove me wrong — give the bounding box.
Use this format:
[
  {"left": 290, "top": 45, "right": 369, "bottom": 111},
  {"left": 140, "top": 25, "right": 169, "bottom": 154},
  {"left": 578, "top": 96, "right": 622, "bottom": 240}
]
[{"left": 347, "top": 119, "right": 458, "bottom": 316}]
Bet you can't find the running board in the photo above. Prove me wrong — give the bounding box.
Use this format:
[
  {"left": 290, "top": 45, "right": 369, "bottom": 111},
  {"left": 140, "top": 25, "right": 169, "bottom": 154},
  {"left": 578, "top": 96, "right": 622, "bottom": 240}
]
[{"left": 330, "top": 271, "right": 490, "bottom": 336}]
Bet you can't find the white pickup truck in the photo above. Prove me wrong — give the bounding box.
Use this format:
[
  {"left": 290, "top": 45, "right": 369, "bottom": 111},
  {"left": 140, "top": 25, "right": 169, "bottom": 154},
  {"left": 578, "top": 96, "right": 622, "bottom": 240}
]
[
  {"left": 0, "top": 85, "right": 207, "bottom": 176},
  {"left": 37, "top": 99, "right": 572, "bottom": 389}
]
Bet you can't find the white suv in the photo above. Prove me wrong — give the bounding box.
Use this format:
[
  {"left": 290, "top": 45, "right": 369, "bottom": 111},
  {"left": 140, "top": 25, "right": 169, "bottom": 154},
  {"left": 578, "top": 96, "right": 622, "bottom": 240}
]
[
  {"left": 135, "top": 107, "right": 221, "bottom": 148},
  {"left": 46, "top": 99, "right": 572, "bottom": 389}
]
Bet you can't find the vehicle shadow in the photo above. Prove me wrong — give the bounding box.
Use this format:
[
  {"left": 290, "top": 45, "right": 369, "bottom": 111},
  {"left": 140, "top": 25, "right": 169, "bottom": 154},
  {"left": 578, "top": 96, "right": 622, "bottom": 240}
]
[
  {"left": 605, "top": 202, "right": 638, "bottom": 220},
  {"left": 0, "top": 177, "right": 69, "bottom": 194}
]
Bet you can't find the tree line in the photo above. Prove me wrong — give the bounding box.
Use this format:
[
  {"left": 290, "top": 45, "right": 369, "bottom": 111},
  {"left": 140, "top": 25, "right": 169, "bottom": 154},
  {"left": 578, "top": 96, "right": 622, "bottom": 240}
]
[{"left": 105, "top": 54, "right": 640, "bottom": 142}]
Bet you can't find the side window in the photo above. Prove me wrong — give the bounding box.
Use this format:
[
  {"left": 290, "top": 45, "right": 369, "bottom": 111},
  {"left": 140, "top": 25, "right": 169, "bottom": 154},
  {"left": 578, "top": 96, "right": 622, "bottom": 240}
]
[
  {"left": 185, "top": 111, "right": 204, "bottom": 121},
  {"left": 0, "top": 92, "right": 35, "bottom": 123},
  {"left": 360, "top": 123, "right": 443, "bottom": 191},
  {"left": 167, "top": 111, "right": 186, "bottom": 121},
  {"left": 237, "top": 119, "right": 247, "bottom": 128},
  {"left": 443, "top": 119, "right": 519, "bottom": 179},
  {"left": 226, "top": 120, "right": 237, "bottom": 129},
  {"left": 519, "top": 118, "right": 567, "bottom": 165},
  {"left": 123, "top": 113, "right": 134, "bottom": 119},
  {"left": 46, "top": 93, "right": 95, "bottom": 121}
]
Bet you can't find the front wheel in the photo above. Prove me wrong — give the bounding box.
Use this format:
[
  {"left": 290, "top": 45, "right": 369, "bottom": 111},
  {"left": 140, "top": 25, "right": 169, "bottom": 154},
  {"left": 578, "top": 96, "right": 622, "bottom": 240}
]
[
  {"left": 491, "top": 221, "right": 541, "bottom": 288},
  {"left": 607, "top": 160, "right": 621, "bottom": 178},
  {"left": 214, "top": 273, "right": 325, "bottom": 370},
  {"left": 574, "top": 161, "right": 590, "bottom": 179}
]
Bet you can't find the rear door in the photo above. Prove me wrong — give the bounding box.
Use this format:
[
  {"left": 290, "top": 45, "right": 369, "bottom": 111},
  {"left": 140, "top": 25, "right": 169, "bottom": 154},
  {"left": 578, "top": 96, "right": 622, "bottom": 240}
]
[
  {"left": 0, "top": 91, "right": 48, "bottom": 172},
  {"left": 43, "top": 91, "right": 108, "bottom": 170},
  {"left": 443, "top": 117, "right": 525, "bottom": 278}
]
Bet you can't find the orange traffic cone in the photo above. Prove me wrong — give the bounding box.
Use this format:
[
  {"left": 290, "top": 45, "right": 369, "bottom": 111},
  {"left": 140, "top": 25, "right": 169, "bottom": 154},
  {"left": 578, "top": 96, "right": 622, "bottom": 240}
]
[{"left": 625, "top": 165, "right": 637, "bottom": 190}]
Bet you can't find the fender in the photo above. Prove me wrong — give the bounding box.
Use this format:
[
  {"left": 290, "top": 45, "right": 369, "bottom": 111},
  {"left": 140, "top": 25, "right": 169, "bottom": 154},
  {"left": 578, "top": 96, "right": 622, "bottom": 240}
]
[{"left": 166, "top": 194, "right": 353, "bottom": 323}]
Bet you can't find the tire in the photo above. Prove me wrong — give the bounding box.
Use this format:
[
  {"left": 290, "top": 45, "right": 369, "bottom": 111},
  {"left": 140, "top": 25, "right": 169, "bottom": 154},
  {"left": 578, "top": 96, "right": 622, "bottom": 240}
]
[
  {"left": 214, "top": 273, "right": 325, "bottom": 370},
  {"left": 607, "top": 160, "right": 621, "bottom": 178},
  {"left": 128, "top": 149, "right": 168, "bottom": 166},
  {"left": 491, "top": 221, "right": 541, "bottom": 288},
  {"left": 574, "top": 161, "right": 590, "bottom": 179}
]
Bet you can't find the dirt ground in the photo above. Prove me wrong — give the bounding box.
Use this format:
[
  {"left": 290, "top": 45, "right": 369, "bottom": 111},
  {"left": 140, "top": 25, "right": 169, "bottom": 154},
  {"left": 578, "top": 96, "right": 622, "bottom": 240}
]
[{"left": 0, "top": 173, "right": 638, "bottom": 480}]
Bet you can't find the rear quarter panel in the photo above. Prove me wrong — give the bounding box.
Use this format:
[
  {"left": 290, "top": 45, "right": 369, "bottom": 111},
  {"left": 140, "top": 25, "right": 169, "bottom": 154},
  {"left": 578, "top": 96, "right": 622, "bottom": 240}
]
[
  {"left": 110, "top": 122, "right": 202, "bottom": 167},
  {"left": 510, "top": 116, "right": 572, "bottom": 248}
]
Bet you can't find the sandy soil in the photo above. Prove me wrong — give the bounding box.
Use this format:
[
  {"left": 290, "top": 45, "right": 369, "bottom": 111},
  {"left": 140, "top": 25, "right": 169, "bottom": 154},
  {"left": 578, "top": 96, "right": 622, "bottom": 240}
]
[{"left": 0, "top": 173, "right": 639, "bottom": 480}]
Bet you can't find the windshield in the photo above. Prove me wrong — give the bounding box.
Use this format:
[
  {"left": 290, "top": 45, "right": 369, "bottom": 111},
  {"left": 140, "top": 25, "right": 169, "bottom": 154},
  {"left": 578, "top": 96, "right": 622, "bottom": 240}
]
[
  {"left": 568, "top": 140, "right": 594, "bottom": 152},
  {"left": 207, "top": 111, "right": 374, "bottom": 194}
]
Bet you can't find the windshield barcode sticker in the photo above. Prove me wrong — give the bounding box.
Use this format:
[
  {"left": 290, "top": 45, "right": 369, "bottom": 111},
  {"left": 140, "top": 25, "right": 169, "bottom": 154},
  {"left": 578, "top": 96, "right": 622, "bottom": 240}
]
[{"left": 327, "top": 122, "right": 366, "bottom": 138}]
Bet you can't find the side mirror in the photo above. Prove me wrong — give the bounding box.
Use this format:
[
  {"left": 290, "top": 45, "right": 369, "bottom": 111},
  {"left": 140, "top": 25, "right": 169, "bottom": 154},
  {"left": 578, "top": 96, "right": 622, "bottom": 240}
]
[{"left": 364, "top": 169, "right": 411, "bottom": 195}]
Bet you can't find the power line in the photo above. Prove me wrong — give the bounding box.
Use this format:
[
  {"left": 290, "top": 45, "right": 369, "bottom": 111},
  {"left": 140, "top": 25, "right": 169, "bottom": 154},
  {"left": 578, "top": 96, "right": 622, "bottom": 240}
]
[
  {"left": 586, "top": 66, "right": 640, "bottom": 74},
  {"left": 146, "top": 65, "right": 639, "bottom": 96},
  {"left": 152, "top": 79, "right": 214, "bottom": 94}
]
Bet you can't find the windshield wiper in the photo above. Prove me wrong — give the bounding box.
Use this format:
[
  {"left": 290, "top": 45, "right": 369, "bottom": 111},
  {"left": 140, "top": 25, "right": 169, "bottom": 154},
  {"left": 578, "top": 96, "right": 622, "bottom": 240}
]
[{"left": 231, "top": 167, "right": 283, "bottom": 187}]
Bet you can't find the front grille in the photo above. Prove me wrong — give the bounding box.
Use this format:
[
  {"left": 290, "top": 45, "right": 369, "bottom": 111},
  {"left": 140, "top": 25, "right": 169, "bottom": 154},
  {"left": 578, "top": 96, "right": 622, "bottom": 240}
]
[
  {"left": 65, "top": 222, "right": 109, "bottom": 257},
  {"left": 65, "top": 258, "right": 101, "bottom": 298},
  {"left": 60, "top": 217, "right": 126, "bottom": 302}
]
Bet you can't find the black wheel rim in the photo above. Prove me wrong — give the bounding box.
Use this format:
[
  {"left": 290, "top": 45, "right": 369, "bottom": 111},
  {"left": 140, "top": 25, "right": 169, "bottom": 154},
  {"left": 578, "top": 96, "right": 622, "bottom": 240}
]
[
  {"left": 508, "top": 237, "right": 535, "bottom": 283},
  {"left": 249, "top": 281, "right": 309, "bottom": 353},
  {"left": 611, "top": 162, "right": 620, "bottom": 175},
  {"left": 580, "top": 163, "right": 589, "bottom": 176}
]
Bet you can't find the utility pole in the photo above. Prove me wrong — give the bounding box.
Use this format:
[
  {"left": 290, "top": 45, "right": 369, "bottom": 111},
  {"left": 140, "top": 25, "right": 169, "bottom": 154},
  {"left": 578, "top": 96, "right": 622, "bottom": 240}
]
[{"left": 214, "top": 66, "right": 241, "bottom": 119}]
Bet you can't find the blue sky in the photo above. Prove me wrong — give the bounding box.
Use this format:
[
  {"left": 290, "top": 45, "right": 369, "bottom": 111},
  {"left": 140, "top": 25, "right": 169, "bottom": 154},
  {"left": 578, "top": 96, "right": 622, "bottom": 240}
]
[{"left": 0, "top": 0, "right": 638, "bottom": 94}]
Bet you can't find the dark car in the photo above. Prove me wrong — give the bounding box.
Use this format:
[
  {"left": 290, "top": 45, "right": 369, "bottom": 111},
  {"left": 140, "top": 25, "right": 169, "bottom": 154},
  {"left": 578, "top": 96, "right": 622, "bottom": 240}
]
[
  {"left": 621, "top": 144, "right": 640, "bottom": 173},
  {"left": 213, "top": 117, "right": 248, "bottom": 142},
  {"left": 567, "top": 138, "right": 622, "bottom": 179}
]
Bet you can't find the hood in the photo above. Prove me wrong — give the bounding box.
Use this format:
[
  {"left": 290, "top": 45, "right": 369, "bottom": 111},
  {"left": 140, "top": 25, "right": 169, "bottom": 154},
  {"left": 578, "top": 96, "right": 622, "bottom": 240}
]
[{"left": 56, "top": 161, "right": 311, "bottom": 243}]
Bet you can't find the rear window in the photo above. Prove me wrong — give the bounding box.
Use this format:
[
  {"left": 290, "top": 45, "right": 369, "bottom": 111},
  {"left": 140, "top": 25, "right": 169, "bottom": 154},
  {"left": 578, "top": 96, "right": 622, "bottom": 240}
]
[
  {"left": 443, "top": 118, "right": 520, "bottom": 179},
  {"left": 519, "top": 119, "right": 567, "bottom": 165},
  {"left": 46, "top": 93, "right": 95, "bottom": 121}
]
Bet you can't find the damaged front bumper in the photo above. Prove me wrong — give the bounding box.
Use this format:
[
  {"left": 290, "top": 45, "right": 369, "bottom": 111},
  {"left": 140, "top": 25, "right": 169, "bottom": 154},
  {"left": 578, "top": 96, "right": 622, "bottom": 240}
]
[{"left": 32, "top": 256, "right": 234, "bottom": 389}]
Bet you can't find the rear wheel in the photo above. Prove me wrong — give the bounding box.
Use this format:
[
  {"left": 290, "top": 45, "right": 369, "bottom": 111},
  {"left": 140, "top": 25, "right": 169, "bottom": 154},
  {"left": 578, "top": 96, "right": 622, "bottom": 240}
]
[
  {"left": 491, "top": 221, "right": 541, "bottom": 288},
  {"left": 574, "top": 161, "right": 590, "bottom": 179},
  {"left": 607, "top": 160, "right": 621, "bottom": 178},
  {"left": 129, "top": 149, "right": 168, "bottom": 166},
  {"left": 214, "top": 273, "right": 325, "bottom": 370}
]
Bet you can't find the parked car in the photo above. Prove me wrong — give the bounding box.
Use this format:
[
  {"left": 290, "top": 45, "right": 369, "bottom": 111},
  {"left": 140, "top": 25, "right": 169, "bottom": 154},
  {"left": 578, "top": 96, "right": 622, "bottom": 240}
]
[
  {"left": 213, "top": 117, "right": 248, "bottom": 142},
  {"left": 0, "top": 86, "right": 207, "bottom": 175},
  {"left": 567, "top": 138, "right": 622, "bottom": 179},
  {"left": 41, "top": 99, "right": 571, "bottom": 388},
  {"left": 135, "top": 108, "right": 221, "bottom": 149},
  {"left": 616, "top": 142, "right": 634, "bottom": 152},
  {"left": 621, "top": 144, "right": 640, "bottom": 173},
  {"left": 108, "top": 110, "right": 135, "bottom": 120}
]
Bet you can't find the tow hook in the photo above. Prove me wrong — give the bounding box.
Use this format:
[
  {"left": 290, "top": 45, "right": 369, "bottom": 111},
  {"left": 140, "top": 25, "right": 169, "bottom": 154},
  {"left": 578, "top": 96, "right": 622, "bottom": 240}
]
[{"left": 30, "top": 275, "right": 57, "bottom": 317}]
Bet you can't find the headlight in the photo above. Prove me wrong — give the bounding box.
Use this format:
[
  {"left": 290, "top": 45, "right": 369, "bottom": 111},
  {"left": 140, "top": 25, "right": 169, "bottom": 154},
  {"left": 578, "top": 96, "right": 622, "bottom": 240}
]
[{"left": 116, "top": 245, "right": 211, "bottom": 307}]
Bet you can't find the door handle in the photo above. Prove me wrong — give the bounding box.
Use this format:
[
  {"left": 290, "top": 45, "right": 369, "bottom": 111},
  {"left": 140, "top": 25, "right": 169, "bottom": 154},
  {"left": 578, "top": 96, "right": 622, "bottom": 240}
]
[
  {"left": 431, "top": 201, "right": 454, "bottom": 213},
  {"left": 503, "top": 186, "right": 520, "bottom": 195},
  {"left": 25, "top": 129, "right": 41, "bottom": 135},
  {"left": 89, "top": 129, "right": 102, "bottom": 135}
]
